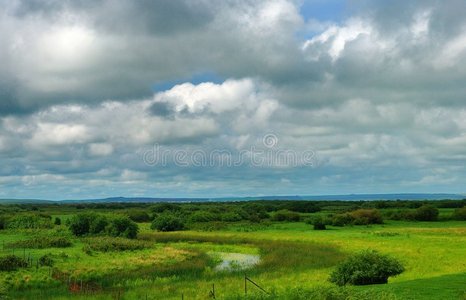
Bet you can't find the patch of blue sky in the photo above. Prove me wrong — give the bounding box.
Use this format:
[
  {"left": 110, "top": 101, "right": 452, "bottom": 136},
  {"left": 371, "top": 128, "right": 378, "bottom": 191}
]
[{"left": 296, "top": 0, "right": 349, "bottom": 40}]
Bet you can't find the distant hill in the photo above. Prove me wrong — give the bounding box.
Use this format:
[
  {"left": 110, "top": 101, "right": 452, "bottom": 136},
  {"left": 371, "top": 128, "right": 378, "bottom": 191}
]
[{"left": 0, "top": 193, "right": 464, "bottom": 204}]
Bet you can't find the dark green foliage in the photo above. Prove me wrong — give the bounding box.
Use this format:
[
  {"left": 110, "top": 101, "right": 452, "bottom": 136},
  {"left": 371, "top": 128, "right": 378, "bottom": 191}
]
[
  {"left": 83, "top": 237, "right": 152, "bottom": 252},
  {"left": 271, "top": 210, "right": 300, "bottom": 222},
  {"left": 452, "top": 206, "right": 466, "bottom": 220},
  {"left": 332, "top": 209, "right": 383, "bottom": 226},
  {"left": 6, "top": 236, "right": 72, "bottom": 249},
  {"left": 414, "top": 205, "right": 439, "bottom": 221},
  {"left": 126, "top": 210, "right": 151, "bottom": 222},
  {"left": 68, "top": 213, "right": 139, "bottom": 238},
  {"left": 0, "top": 255, "right": 28, "bottom": 271},
  {"left": 384, "top": 209, "right": 416, "bottom": 221},
  {"left": 329, "top": 250, "right": 404, "bottom": 286},
  {"left": 151, "top": 203, "right": 182, "bottom": 213},
  {"left": 107, "top": 216, "right": 139, "bottom": 239},
  {"left": 69, "top": 213, "right": 94, "bottom": 236},
  {"left": 0, "top": 215, "right": 7, "bottom": 230},
  {"left": 220, "top": 212, "right": 243, "bottom": 222},
  {"left": 350, "top": 209, "right": 383, "bottom": 225},
  {"left": 311, "top": 217, "right": 326, "bottom": 230},
  {"left": 54, "top": 217, "right": 61, "bottom": 225},
  {"left": 331, "top": 213, "right": 354, "bottom": 226},
  {"left": 151, "top": 214, "right": 185, "bottom": 232},
  {"left": 189, "top": 211, "right": 218, "bottom": 222},
  {"left": 38, "top": 254, "right": 54, "bottom": 267},
  {"left": 89, "top": 214, "right": 109, "bottom": 234},
  {"left": 280, "top": 201, "right": 321, "bottom": 213},
  {"left": 6, "top": 214, "right": 52, "bottom": 229}
]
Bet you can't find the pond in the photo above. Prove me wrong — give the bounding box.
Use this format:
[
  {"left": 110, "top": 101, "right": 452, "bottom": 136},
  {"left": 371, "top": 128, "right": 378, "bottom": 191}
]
[{"left": 212, "top": 252, "right": 260, "bottom": 272}]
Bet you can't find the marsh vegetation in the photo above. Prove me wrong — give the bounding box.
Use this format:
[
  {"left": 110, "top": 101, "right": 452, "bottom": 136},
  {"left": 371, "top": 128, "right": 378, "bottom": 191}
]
[{"left": 0, "top": 199, "right": 465, "bottom": 299}]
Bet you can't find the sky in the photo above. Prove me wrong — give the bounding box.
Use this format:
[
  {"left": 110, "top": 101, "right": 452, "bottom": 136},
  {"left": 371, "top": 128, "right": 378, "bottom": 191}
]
[{"left": 1, "top": 0, "right": 466, "bottom": 200}]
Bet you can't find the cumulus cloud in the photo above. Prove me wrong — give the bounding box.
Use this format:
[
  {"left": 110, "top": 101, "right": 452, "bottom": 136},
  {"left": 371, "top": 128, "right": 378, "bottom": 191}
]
[{"left": 1, "top": 0, "right": 466, "bottom": 198}]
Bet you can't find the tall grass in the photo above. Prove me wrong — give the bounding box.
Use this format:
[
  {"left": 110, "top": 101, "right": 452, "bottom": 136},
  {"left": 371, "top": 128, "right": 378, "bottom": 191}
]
[{"left": 139, "top": 232, "right": 346, "bottom": 273}]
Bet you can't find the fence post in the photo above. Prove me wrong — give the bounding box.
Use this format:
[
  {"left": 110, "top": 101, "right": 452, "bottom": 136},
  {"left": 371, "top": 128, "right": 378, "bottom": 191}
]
[{"left": 244, "top": 274, "right": 247, "bottom": 295}]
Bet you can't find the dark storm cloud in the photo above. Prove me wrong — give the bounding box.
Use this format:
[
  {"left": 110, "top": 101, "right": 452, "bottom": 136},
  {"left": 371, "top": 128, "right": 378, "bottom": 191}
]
[{"left": 11, "top": 0, "right": 214, "bottom": 34}]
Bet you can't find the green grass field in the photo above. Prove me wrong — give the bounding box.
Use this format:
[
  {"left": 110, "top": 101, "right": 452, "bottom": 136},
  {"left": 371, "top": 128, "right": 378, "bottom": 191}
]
[{"left": 1, "top": 206, "right": 466, "bottom": 299}]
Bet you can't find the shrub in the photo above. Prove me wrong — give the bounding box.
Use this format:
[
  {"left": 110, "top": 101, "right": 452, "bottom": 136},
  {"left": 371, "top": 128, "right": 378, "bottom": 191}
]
[
  {"left": 6, "top": 214, "right": 52, "bottom": 229},
  {"left": 189, "top": 211, "right": 218, "bottom": 223},
  {"left": 414, "top": 205, "right": 439, "bottom": 221},
  {"left": 384, "top": 209, "right": 416, "bottom": 221},
  {"left": 38, "top": 254, "right": 54, "bottom": 267},
  {"left": 107, "top": 216, "right": 139, "bottom": 239},
  {"left": 83, "top": 237, "right": 152, "bottom": 252},
  {"left": 312, "top": 217, "right": 326, "bottom": 230},
  {"left": 281, "top": 202, "right": 321, "bottom": 213},
  {"left": 331, "top": 209, "right": 383, "bottom": 226},
  {"left": 349, "top": 209, "right": 383, "bottom": 225},
  {"left": 331, "top": 213, "right": 354, "bottom": 226},
  {"left": 0, "top": 255, "right": 28, "bottom": 271},
  {"left": 6, "top": 236, "right": 72, "bottom": 249},
  {"left": 271, "top": 210, "right": 301, "bottom": 222},
  {"left": 89, "top": 214, "right": 108, "bottom": 234},
  {"left": 329, "top": 250, "right": 404, "bottom": 286},
  {"left": 69, "top": 213, "right": 138, "bottom": 238},
  {"left": 0, "top": 215, "right": 8, "bottom": 230},
  {"left": 452, "top": 206, "right": 466, "bottom": 220},
  {"left": 221, "top": 212, "right": 243, "bottom": 222},
  {"left": 54, "top": 217, "right": 62, "bottom": 226},
  {"left": 127, "top": 210, "right": 152, "bottom": 222},
  {"left": 151, "top": 215, "right": 185, "bottom": 232},
  {"left": 69, "top": 213, "right": 94, "bottom": 236},
  {"left": 151, "top": 203, "right": 182, "bottom": 213}
]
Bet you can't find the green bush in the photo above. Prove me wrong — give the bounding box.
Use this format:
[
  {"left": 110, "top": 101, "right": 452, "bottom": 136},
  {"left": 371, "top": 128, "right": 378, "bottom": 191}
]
[
  {"left": 89, "top": 214, "right": 108, "bottom": 234},
  {"left": 271, "top": 210, "right": 301, "bottom": 222},
  {"left": 220, "top": 212, "right": 243, "bottom": 222},
  {"left": 54, "top": 217, "right": 61, "bottom": 225},
  {"left": 331, "top": 213, "right": 354, "bottom": 226},
  {"left": 350, "top": 209, "right": 383, "bottom": 225},
  {"left": 452, "top": 206, "right": 466, "bottom": 220},
  {"left": 329, "top": 250, "right": 404, "bottom": 286},
  {"left": 6, "top": 236, "right": 72, "bottom": 249},
  {"left": 69, "top": 213, "right": 138, "bottom": 238},
  {"left": 6, "top": 214, "right": 52, "bottom": 229},
  {"left": 126, "top": 210, "right": 152, "bottom": 222},
  {"left": 107, "top": 216, "right": 139, "bottom": 239},
  {"left": 281, "top": 201, "right": 321, "bottom": 213},
  {"left": 151, "top": 214, "right": 185, "bottom": 232},
  {"left": 384, "top": 209, "right": 416, "bottom": 221},
  {"left": 0, "top": 215, "right": 7, "bottom": 230},
  {"left": 83, "top": 237, "right": 152, "bottom": 252},
  {"left": 331, "top": 209, "right": 383, "bottom": 226},
  {"left": 311, "top": 217, "right": 326, "bottom": 230},
  {"left": 0, "top": 255, "right": 28, "bottom": 271},
  {"left": 69, "top": 213, "right": 94, "bottom": 236},
  {"left": 414, "top": 205, "right": 439, "bottom": 221},
  {"left": 151, "top": 203, "right": 182, "bottom": 213},
  {"left": 189, "top": 211, "right": 218, "bottom": 223}
]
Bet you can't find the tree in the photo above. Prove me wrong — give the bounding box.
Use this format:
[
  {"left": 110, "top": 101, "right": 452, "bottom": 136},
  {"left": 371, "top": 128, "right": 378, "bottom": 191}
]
[
  {"left": 414, "top": 205, "right": 439, "bottom": 221},
  {"left": 151, "top": 214, "right": 185, "bottom": 232}
]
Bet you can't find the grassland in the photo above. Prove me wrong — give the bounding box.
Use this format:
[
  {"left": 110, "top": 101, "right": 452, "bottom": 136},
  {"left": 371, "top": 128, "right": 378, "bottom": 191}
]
[{"left": 0, "top": 201, "right": 465, "bottom": 299}]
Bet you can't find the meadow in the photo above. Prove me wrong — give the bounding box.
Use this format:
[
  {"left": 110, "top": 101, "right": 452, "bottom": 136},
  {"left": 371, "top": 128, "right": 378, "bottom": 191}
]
[{"left": 0, "top": 200, "right": 465, "bottom": 299}]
